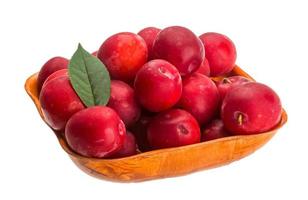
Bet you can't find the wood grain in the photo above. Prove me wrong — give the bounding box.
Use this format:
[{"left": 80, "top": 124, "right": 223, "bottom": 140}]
[{"left": 24, "top": 66, "right": 287, "bottom": 182}]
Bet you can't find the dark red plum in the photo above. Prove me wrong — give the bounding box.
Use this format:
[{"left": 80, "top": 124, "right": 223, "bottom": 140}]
[
  {"left": 221, "top": 82, "right": 282, "bottom": 135},
  {"left": 178, "top": 73, "right": 220, "bottom": 125},
  {"left": 107, "top": 80, "right": 141, "bottom": 127},
  {"left": 196, "top": 58, "right": 210, "bottom": 77},
  {"left": 130, "top": 113, "right": 152, "bottom": 152},
  {"left": 201, "top": 119, "right": 230, "bottom": 142},
  {"left": 216, "top": 76, "right": 252, "bottom": 100},
  {"left": 147, "top": 109, "right": 200, "bottom": 149},
  {"left": 138, "top": 27, "right": 161, "bottom": 60},
  {"left": 152, "top": 26, "right": 204, "bottom": 76},
  {"left": 65, "top": 106, "right": 126, "bottom": 158},
  {"left": 37, "top": 56, "right": 69, "bottom": 92},
  {"left": 199, "top": 32, "right": 236, "bottom": 76},
  {"left": 39, "top": 74, "right": 85, "bottom": 131},
  {"left": 108, "top": 131, "right": 137, "bottom": 158},
  {"left": 42, "top": 69, "right": 68, "bottom": 89},
  {"left": 134, "top": 59, "right": 182, "bottom": 112}
]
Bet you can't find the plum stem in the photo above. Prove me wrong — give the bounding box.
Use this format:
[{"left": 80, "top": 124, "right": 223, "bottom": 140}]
[
  {"left": 237, "top": 114, "right": 243, "bottom": 125},
  {"left": 222, "top": 78, "right": 232, "bottom": 84}
]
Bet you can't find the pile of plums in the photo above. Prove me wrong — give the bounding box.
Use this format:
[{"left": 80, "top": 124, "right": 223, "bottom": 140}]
[{"left": 38, "top": 26, "right": 282, "bottom": 158}]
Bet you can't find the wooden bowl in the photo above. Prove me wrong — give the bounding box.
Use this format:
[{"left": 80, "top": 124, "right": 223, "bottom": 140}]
[{"left": 25, "top": 66, "right": 287, "bottom": 182}]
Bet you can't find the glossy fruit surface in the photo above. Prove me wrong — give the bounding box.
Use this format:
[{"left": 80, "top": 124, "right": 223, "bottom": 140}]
[
  {"left": 147, "top": 109, "right": 200, "bottom": 149},
  {"left": 138, "top": 27, "right": 161, "bottom": 60},
  {"left": 196, "top": 58, "right": 210, "bottom": 76},
  {"left": 178, "top": 73, "right": 220, "bottom": 125},
  {"left": 39, "top": 74, "right": 84, "bottom": 131},
  {"left": 199, "top": 32, "right": 236, "bottom": 76},
  {"left": 153, "top": 26, "right": 204, "bottom": 76},
  {"left": 216, "top": 76, "right": 251, "bottom": 100},
  {"left": 42, "top": 69, "right": 68, "bottom": 89},
  {"left": 65, "top": 106, "right": 126, "bottom": 158},
  {"left": 134, "top": 59, "right": 182, "bottom": 112},
  {"left": 108, "top": 131, "right": 137, "bottom": 158},
  {"left": 221, "top": 82, "right": 282, "bottom": 135},
  {"left": 201, "top": 119, "right": 230, "bottom": 141},
  {"left": 37, "top": 56, "right": 69, "bottom": 92},
  {"left": 107, "top": 80, "right": 140, "bottom": 127}
]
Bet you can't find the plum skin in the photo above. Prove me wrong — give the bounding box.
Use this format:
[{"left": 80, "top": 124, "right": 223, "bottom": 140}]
[
  {"left": 138, "top": 27, "right": 161, "bottom": 60},
  {"left": 134, "top": 59, "right": 182, "bottom": 112},
  {"left": 130, "top": 112, "right": 152, "bottom": 152},
  {"left": 37, "top": 56, "right": 69, "bottom": 92},
  {"left": 42, "top": 69, "right": 68, "bottom": 89},
  {"left": 97, "top": 32, "right": 148, "bottom": 82},
  {"left": 107, "top": 80, "right": 141, "bottom": 127},
  {"left": 199, "top": 32, "right": 236, "bottom": 77},
  {"left": 221, "top": 82, "right": 282, "bottom": 135},
  {"left": 216, "top": 76, "right": 252, "bottom": 100},
  {"left": 196, "top": 58, "right": 210, "bottom": 77},
  {"left": 147, "top": 109, "right": 200, "bottom": 149},
  {"left": 178, "top": 73, "right": 220, "bottom": 125},
  {"left": 65, "top": 106, "right": 126, "bottom": 158},
  {"left": 108, "top": 131, "right": 137, "bottom": 158},
  {"left": 39, "top": 74, "right": 85, "bottom": 131},
  {"left": 152, "top": 26, "right": 204, "bottom": 76},
  {"left": 201, "top": 119, "right": 230, "bottom": 141}
]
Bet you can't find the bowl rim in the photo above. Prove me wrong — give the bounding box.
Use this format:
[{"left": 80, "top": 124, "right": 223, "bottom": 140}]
[{"left": 57, "top": 109, "right": 288, "bottom": 162}]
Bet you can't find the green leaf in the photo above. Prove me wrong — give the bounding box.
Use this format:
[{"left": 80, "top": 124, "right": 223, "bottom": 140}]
[{"left": 68, "top": 43, "right": 110, "bottom": 107}]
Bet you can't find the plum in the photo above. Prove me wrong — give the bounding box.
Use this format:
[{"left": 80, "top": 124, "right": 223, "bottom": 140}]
[
  {"left": 130, "top": 112, "right": 152, "bottom": 152},
  {"left": 196, "top": 58, "right": 210, "bottom": 77},
  {"left": 138, "top": 27, "right": 161, "bottom": 60},
  {"left": 134, "top": 59, "right": 182, "bottom": 112},
  {"left": 216, "top": 76, "right": 252, "bottom": 100},
  {"left": 201, "top": 119, "right": 230, "bottom": 141},
  {"left": 37, "top": 56, "right": 69, "bottom": 92},
  {"left": 97, "top": 32, "right": 148, "bottom": 82},
  {"left": 178, "top": 73, "right": 220, "bottom": 125},
  {"left": 65, "top": 106, "right": 126, "bottom": 158},
  {"left": 40, "top": 74, "right": 85, "bottom": 131},
  {"left": 147, "top": 109, "right": 200, "bottom": 149},
  {"left": 107, "top": 80, "right": 141, "bottom": 127},
  {"left": 199, "top": 32, "right": 236, "bottom": 76},
  {"left": 152, "top": 26, "right": 204, "bottom": 76},
  {"left": 221, "top": 82, "right": 282, "bottom": 135},
  {"left": 108, "top": 131, "right": 137, "bottom": 158},
  {"left": 41, "top": 69, "right": 68, "bottom": 89}
]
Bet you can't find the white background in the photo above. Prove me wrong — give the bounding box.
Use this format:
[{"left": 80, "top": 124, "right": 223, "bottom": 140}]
[{"left": 0, "top": 0, "right": 307, "bottom": 199}]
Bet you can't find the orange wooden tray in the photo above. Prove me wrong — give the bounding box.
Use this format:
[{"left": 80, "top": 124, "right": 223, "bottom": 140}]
[{"left": 25, "top": 66, "right": 287, "bottom": 182}]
